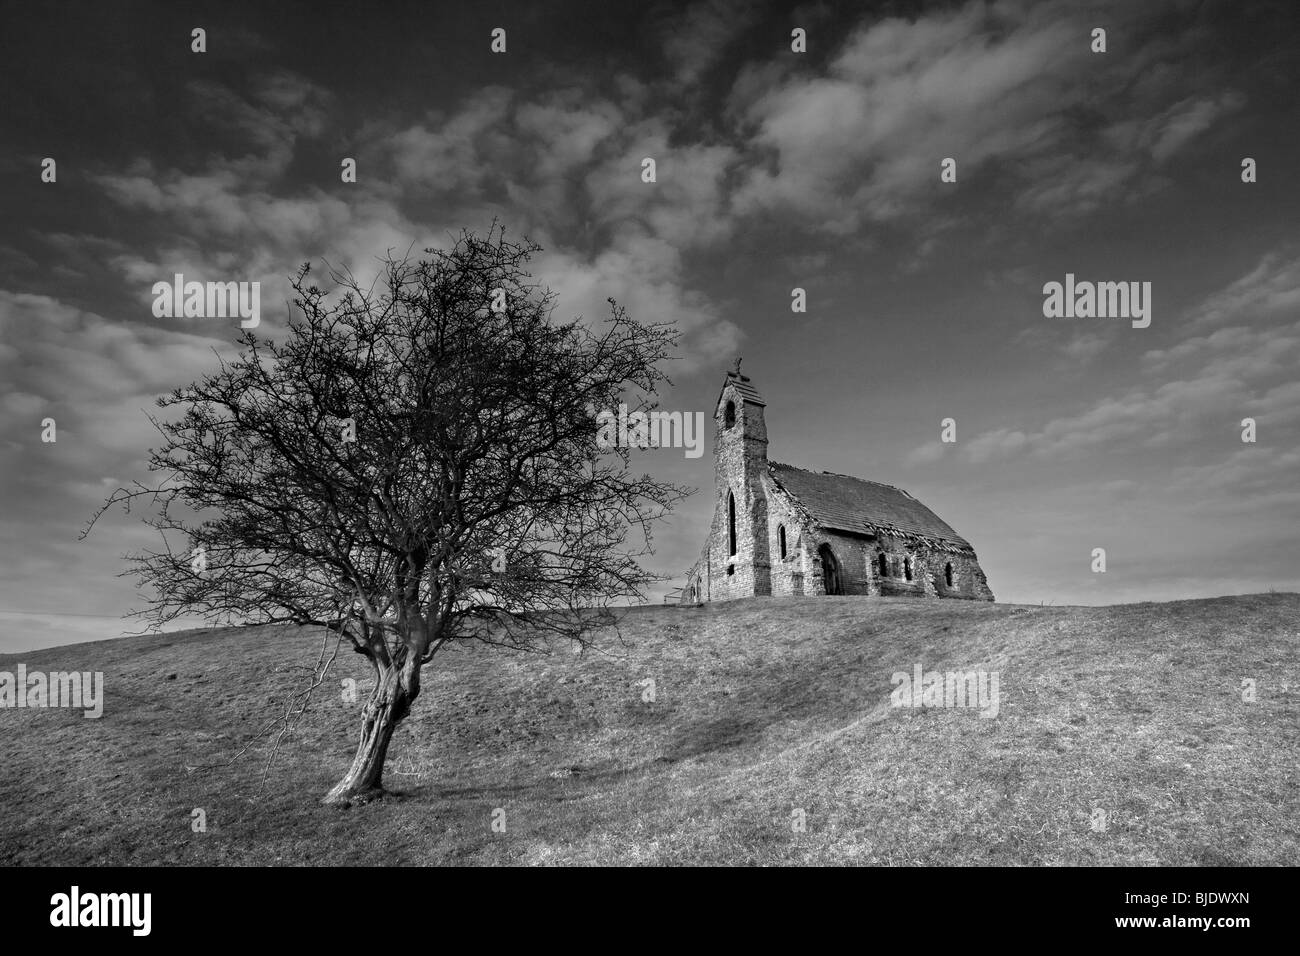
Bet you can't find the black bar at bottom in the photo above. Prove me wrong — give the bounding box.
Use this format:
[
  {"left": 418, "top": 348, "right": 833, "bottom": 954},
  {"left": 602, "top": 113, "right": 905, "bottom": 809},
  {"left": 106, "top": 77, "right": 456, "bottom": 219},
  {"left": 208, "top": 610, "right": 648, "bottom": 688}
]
[{"left": 0, "top": 865, "right": 1279, "bottom": 943}]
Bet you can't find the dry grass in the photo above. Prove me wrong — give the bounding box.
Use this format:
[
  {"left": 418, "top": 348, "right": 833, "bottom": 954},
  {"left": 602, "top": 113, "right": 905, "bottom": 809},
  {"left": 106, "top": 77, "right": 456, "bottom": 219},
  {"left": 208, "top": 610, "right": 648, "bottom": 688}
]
[{"left": 1, "top": 593, "right": 1297, "bottom": 865}]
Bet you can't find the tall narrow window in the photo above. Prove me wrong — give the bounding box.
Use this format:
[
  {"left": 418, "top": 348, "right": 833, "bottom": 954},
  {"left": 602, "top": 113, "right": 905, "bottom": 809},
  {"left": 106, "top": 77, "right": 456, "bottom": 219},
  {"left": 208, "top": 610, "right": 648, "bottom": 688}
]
[
  {"left": 819, "top": 544, "right": 843, "bottom": 595},
  {"left": 878, "top": 552, "right": 888, "bottom": 577},
  {"left": 724, "top": 401, "right": 736, "bottom": 428},
  {"left": 778, "top": 524, "right": 787, "bottom": 559},
  {"left": 944, "top": 562, "right": 954, "bottom": 588},
  {"left": 904, "top": 557, "right": 913, "bottom": 581},
  {"left": 727, "top": 490, "right": 737, "bottom": 557}
]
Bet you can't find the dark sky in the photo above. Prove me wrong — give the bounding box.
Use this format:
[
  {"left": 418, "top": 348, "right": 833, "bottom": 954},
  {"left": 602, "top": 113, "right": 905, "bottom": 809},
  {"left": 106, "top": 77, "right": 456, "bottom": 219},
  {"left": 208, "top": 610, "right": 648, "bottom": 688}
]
[{"left": 3, "top": 0, "right": 1299, "bottom": 650}]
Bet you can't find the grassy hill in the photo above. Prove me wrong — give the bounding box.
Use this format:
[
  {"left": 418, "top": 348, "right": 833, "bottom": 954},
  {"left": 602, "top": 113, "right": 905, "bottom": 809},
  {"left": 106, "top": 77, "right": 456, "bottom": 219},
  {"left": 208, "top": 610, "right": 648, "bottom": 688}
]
[{"left": 1, "top": 593, "right": 1297, "bottom": 865}]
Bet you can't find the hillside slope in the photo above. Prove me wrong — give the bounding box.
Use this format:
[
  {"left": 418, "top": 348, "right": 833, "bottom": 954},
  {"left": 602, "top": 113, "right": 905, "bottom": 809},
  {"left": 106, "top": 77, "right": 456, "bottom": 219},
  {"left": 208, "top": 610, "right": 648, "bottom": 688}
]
[{"left": 1, "top": 594, "right": 1297, "bottom": 865}]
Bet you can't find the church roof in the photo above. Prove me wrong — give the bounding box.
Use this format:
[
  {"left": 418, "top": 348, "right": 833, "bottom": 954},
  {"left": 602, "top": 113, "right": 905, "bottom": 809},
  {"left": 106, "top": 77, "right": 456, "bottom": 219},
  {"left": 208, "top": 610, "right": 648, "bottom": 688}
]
[
  {"left": 768, "top": 461, "right": 973, "bottom": 551},
  {"left": 717, "top": 370, "right": 766, "bottom": 408}
]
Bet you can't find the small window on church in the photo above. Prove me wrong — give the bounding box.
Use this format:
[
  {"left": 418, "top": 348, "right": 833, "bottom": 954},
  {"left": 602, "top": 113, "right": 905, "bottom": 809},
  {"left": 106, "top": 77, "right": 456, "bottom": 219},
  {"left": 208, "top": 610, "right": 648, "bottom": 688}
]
[
  {"left": 945, "top": 562, "right": 954, "bottom": 588},
  {"left": 878, "top": 552, "right": 888, "bottom": 577},
  {"left": 724, "top": 401, "right": 736, "bottom": 428},
  {"left": 904, "top": 557, "right": 913, "bottom": 581},
  {"left": 728, "top": 490, "right": 737, "bottom": 557},
  {"left": 778, "top": 525, "right": 787, "bottom": 559}
]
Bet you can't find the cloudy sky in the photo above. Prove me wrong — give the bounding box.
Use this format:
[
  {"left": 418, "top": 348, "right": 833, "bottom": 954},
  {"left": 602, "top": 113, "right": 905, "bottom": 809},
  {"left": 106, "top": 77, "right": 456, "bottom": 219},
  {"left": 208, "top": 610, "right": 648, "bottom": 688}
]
[{"left": 2, "top": 0, "right": 1298, "bottom": 651}]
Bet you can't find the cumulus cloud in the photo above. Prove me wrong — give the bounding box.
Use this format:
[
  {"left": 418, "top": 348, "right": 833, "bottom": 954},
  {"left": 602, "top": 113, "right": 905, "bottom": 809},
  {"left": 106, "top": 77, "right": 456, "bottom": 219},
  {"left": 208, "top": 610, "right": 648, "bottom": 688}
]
[
  {"left": 944, "top": 253, "right": 1300, "bottom": 463},
  {"left": 1183, "top": 252, "right": 1300, "bottom": 330},
  {"left": 728, "top": 0, "right": 1232, "bottom": 228},
  {"left": 1060, "top": 332, "right": 1112, "bottom": 365},
  {"left": 1146, "top": 93, "right": 1245, "bottom": 163},
  {"left": 0, "top": 291, "right": 231, "bottom": 638},
  {"left": 904, "top": 440, "right": 948, "bottom": 466},
  {"left": 660, "top": 0, "right": 761, "bottom": 89}
]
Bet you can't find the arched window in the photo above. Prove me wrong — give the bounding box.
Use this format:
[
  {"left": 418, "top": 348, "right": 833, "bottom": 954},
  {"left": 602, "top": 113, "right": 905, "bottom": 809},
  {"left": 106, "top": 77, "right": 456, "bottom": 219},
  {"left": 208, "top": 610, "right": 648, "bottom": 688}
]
[
  {"left": 778, "top": 524, "right": 787, "bottom": 559},
  {"left": 944, "top": 562, "right": 954, "bottom": 588},
  {"left": 904, "top": 557, "right": 913, "bottom": 581},
  {"left": 877, "top": 552, "right": 888, "bottom": 577},
  {"left": 724, "top": 400, "right": 736, "bottom": 428},
  {"left": 727, "top": 490, "right": 737, "bottom": 557},
  {"left": 819, "top": 544, "right": 843, "bottom": 595}
]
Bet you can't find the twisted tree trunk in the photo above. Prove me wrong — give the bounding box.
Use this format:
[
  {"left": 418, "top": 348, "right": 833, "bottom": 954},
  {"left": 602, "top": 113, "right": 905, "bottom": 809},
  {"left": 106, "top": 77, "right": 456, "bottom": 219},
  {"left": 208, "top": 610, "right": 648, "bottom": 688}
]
[{"left": 323, "top": 656, "right": 421, "bottom": 805}]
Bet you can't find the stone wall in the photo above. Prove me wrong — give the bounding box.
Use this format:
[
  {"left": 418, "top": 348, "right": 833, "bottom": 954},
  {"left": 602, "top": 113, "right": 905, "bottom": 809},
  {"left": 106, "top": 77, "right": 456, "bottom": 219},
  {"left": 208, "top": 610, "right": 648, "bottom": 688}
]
[
  {"left": 928, "top": 548, "right": 994, "bottom": 601},
  {"left": 685, "top": 496, "right": 994, "bottom": 603},
  {"left": 764, "top": 475, "right": 814, "bottom": 597},
  {"left": 840, "top": 532, "right": 993, "bottom": 601}
]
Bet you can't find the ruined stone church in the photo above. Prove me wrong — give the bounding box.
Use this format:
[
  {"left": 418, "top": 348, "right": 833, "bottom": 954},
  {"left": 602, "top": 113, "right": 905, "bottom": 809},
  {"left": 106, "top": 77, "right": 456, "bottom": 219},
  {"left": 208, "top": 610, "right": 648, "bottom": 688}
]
[{"left": 682, "top": 366, "right": 994, "bottom": 603}]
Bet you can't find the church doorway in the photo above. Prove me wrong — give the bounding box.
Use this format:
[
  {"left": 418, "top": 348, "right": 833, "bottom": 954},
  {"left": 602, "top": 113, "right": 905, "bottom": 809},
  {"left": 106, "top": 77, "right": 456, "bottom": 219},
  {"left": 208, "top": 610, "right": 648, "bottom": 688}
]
[{"left": 818, "top": 544, "right": 843, "bottom": 595}]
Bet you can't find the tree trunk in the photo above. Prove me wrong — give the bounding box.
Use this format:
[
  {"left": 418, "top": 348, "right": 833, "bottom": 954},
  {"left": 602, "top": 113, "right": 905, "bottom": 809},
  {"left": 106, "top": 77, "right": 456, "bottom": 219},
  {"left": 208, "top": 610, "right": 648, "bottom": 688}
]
[{"left": 323, "top": 659, "right": 420, "bottom": 805}]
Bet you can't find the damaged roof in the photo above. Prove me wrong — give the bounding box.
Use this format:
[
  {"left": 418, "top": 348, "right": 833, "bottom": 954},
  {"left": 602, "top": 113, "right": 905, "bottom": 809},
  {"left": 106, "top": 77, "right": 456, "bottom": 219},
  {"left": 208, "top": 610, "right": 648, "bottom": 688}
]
[{"left": 768, "top": 461, "right": 973, "bottom": 551}]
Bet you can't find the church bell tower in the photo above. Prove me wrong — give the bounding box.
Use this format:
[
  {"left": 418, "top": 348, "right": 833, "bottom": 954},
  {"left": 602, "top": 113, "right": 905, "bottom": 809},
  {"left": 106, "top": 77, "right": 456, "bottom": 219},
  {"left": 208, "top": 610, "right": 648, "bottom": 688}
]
[{"left": 713, "top": 360, "right": 771, "bottom": 596}]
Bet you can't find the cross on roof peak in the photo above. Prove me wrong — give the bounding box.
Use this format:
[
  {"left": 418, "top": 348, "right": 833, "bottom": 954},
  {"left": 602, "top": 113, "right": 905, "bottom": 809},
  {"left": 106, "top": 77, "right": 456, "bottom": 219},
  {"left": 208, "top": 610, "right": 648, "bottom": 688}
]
[{"left": 726, "top": 357, "right": 750, "bottom": 381}]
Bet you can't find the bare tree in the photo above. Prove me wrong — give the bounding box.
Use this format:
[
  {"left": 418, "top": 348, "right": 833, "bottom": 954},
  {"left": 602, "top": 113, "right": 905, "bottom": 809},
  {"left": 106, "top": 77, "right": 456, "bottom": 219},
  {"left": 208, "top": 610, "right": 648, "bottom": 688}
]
[{"left": 88, "top": 226, "right": 688, "bottom": 804}]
